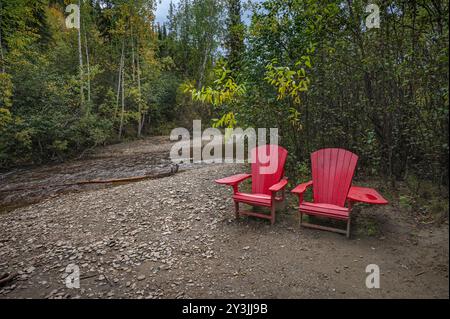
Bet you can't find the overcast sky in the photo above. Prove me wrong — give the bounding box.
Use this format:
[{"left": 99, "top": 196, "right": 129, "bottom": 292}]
[
  {"left": 155, "top": 0, "right": 178, "bottom": 24},
  {"left": 154, "top": 0, "right": 255, "bottom": 25}
]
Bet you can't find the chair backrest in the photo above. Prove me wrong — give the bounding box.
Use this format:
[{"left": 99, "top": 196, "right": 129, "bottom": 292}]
[
  {"left": 251, "top": 144, "right": 288, "bottom": 195},
  {"left": 311, "top": 148, "right": 358, "bottom": 207}
]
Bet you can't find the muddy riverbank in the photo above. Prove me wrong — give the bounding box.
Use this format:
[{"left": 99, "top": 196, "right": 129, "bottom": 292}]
[{"left": 0, "top": 136, "right": 203, "bottom": 213}]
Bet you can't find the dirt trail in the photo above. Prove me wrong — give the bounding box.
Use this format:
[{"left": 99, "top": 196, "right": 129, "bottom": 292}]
[{"left": 0, "top": 137, "right": 448, "bottom": 298}]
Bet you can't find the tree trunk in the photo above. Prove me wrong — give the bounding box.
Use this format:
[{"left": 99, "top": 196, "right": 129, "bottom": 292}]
[
  {"left": 77, "top": 0, "right": 84, "bottom": 109},
  {"left": 131, "top": 25, "right": 136, "bottom": 83},
  {"left": 136, "top": 39, "right": 143, "bottom": 137},
  {"left": 197, "top": 40, "right": 210, "bottom": 90},
  {"left": 115, "top": 40, "right": 125, "bottom": 119},
  {"left": 0, "top": 8, "right": 5, "bottom": 74},
  {"left": 118, "top": 53, "right": 126, "bottom": 140},
  {"left": 84, "top": 27, "right": 91, "bottom": 105}
]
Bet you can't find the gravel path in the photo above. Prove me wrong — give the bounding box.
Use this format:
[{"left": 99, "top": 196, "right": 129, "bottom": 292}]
[{"left": 0, "top": 162, "right": 448, "bottom": 298}]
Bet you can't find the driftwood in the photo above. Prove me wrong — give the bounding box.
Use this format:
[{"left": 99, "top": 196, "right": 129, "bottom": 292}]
[
  {"left": 0, "top": 164, "right": 179, "bottom": 193},
  {"left": 0, "top": 272, "right": 17, "bottom": 287}
]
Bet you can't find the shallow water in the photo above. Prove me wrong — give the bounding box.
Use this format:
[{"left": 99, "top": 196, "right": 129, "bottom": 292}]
[{"left": 0, "top": 136, "right": 251, "bottom": 213}]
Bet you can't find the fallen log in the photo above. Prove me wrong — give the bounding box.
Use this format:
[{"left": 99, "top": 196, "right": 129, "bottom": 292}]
[
  {"left": 0, "top": 272, "right": 17, "bottom": 287},
  {"left": 0, "top": 164, "right": 179, "bottom": 193}
]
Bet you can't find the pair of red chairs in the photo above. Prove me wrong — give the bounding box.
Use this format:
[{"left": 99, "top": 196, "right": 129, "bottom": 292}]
[{"left": 215, "top": 145, "right": 387, "bottom": 238}]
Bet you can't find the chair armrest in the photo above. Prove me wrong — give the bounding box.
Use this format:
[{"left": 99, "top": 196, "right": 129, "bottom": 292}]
[
  {"left": 291, "top": 180, "right": 313, "bottom": 195},
  {"left": 347, "top": 186, "right": 388, "bottom": 205},
  {"left": 269, "top": 178, "right": 288, "bottom": 192},
  {"left": 215, "top": 173, "right": 251, "bottom": 186}
]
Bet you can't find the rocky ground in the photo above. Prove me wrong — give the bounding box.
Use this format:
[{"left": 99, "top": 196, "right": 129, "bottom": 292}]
[{"left": 0, "top": 138, "right": 448, "bottom": 299}]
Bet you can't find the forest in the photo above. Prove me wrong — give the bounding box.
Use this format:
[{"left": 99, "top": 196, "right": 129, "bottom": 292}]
[
  {"left": 0, "top": 0, "right": 448, "bottom": 184},
  {"left": 0, "top": 0, "right": 449, "bottom": 300}
]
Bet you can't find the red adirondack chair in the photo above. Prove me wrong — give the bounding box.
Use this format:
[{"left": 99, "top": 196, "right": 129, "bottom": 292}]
[
  {"left": 292, "top": 148, "right": 388, "bottom": 238},
  {"left": 215, "top": 144, "right": 288, "bottom": 224}
]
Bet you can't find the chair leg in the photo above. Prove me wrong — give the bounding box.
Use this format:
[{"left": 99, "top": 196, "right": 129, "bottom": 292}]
[
  {"left": 346, "top": 217, "right": 351, "bottom": 238},
  {"left": 299, "top": 212, "right": 351, "bottom": 238},
  {"left": 234, "top": 201, "right": 240, "bottom": 219},
  {"left": 299, "top": 211, "right": 303, "bottom": 227},
  {"left": 270, "top": 204, "right": 276, "bottom": 225}
]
